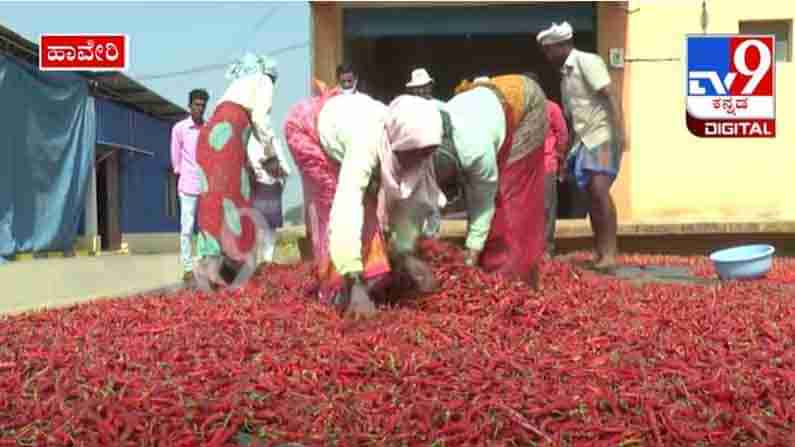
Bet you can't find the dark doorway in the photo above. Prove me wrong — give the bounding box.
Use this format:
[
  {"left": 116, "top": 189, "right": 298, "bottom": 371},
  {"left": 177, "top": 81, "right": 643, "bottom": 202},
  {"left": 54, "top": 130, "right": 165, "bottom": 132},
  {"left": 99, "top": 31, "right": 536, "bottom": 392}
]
[
  {"left": 346, "top": 31, "right": 594, "bottom": 219},
  {"left": 96, "top": 146, "right": 122, "bottom": 251},
  {"left": 347, "top": 32, "right": 599, "bottom": 104}
]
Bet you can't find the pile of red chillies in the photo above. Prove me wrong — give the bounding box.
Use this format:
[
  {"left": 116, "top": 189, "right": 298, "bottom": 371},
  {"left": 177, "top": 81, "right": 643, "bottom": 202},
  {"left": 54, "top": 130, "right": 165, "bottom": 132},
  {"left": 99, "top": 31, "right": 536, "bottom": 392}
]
[{"left": 1, "top": 240, "right": 794, "bottom": 446}]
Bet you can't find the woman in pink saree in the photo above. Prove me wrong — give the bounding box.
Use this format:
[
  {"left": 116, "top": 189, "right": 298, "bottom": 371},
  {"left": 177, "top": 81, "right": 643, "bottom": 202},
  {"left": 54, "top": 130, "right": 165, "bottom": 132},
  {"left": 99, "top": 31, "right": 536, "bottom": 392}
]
[{"left": 284, "top": 92, "right": 444, "bottom": 316}]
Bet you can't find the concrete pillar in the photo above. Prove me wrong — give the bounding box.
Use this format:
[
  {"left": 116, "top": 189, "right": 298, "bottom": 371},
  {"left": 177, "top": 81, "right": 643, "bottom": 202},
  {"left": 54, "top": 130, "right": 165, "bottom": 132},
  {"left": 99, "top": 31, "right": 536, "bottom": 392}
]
[
  {"left": 84, "top": 159, "right": 100, "bottom": 252},
  {"left": 597, "top": 1, "right": 632, "bottom": 222},
  {"left": 311, "top": 2, "right": 343, "bottom": 86}
]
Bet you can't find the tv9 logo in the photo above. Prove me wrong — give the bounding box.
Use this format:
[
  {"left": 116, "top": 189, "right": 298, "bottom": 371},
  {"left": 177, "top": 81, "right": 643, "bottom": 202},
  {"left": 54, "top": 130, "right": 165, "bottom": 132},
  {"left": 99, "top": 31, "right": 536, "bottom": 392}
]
[{"left": 685, "top": 35, "right": 775, "bottom": 138}]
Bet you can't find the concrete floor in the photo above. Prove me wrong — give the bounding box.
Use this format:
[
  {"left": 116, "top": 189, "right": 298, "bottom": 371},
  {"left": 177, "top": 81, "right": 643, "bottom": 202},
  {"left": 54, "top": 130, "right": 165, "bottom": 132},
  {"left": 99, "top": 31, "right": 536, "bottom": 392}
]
[
  {"left": 4, "top": 221, "right": 791, "bottom": 316},
  {"left": 1, "top": 253, "right": 185, "bottom": 315},
  {"left": 1, "top": 237, "right": 302, "bottom": 316}
]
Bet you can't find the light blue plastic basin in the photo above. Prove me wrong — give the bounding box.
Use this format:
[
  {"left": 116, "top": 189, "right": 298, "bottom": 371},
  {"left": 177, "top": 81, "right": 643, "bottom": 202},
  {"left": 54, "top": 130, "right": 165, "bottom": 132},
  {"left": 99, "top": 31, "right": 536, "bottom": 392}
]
[{"left": 709, "top": 244, "right": 775, "bottom": 280}]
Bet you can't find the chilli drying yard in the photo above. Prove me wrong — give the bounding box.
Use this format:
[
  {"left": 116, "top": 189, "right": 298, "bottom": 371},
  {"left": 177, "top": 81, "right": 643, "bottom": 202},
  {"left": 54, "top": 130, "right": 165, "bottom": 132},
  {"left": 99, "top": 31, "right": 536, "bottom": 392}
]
[{"left": 2, "top": 240, "right": 795, "bottom": 446}]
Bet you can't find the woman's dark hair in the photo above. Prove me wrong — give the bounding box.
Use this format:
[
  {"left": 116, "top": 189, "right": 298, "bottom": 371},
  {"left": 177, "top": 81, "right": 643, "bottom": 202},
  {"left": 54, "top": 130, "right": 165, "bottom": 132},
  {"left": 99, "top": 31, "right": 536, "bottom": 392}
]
[{"left": 189, "top": 88, "right": 209, "bottom": 104}]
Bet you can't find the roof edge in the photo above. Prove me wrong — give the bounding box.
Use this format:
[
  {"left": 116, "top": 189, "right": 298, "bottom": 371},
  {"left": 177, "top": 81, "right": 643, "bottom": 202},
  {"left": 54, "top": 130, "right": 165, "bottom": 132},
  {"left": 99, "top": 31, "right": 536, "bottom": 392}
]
[{"left": 0, "top": 22, "right": 188, "bottom": 122}]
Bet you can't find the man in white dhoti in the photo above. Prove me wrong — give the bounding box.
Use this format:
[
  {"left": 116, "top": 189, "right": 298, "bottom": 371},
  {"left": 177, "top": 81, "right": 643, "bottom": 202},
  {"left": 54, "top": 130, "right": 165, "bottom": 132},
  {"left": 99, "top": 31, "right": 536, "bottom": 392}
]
[{"left": 538, "top": 21, "right": 626, "bottom": 270}]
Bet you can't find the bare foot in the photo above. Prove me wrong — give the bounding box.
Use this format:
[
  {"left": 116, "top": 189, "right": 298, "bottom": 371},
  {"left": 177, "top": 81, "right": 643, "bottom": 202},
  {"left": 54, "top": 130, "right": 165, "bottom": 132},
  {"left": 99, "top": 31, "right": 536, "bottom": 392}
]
[
  {"left": 527, "top": 266, "right": 540, "bottom": 291},
  {"left": 338, "top": 280, "right": 378, "bottom": 318},
  {"left": 194, "top": 259, "right": 225, "bottom": 289},
  {"left": 403, "top": 256, "right": 438, "bottom": 293},
  {"left": 593, "top": 257, "right": 616, "bottom": 271},
  {"left": 347, "top": 292, "right": 377, "bottom": 318},
  {"left": 333, "top": 291, "right": 350, "bottom": 315}
]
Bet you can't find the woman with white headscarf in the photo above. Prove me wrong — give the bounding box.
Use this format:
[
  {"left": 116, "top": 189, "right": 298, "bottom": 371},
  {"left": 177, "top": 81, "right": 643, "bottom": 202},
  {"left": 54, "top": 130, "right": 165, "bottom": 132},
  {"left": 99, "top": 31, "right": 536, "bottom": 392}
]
[
  {"left": 194, "top": 53, "right": 288, "bottom": 287},
  {"left": 284, "top": 92, "right": 444, "bottom": 316}
]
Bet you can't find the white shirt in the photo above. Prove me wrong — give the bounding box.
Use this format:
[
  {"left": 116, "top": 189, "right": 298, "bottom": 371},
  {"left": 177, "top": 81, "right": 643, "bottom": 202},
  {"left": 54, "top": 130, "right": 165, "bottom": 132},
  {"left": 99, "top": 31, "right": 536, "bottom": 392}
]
[{"left": 560, "top": 49, "right": 613, "bottom": 149}]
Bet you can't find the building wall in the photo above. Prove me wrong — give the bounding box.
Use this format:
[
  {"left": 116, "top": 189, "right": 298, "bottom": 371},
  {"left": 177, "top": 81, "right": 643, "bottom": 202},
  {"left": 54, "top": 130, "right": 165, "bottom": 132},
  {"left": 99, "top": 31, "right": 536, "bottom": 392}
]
[
  {"left": 312, "top": 2, "right": 343, "bottom": 87},
  {"left": 626, "top": 0, "right": 794, "bottom": 223},
  {"left": 95, "top": 98, "right": 180, "bottom": 235},
  {"left": 122, "top": 232, "right": 179, "bottom": 254},
  {"left": 596, "top": 2, "right": 632, "bottom": 221},
  {"left": 124, "top": 110, "right": 180, "bottom": 233},
  {"left": 312, "top": 2, "right": 633, "bottom": 219},
  {"left": 311, "top": 1, "right": 794, "bottom": 226}
]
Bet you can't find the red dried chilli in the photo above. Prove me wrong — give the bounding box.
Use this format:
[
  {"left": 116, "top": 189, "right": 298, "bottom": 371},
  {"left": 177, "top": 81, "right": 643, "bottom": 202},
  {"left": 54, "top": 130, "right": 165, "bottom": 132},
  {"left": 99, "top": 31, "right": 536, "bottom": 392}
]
[{"left": 1, "top": 240, "right": 794, "bottom": 446}]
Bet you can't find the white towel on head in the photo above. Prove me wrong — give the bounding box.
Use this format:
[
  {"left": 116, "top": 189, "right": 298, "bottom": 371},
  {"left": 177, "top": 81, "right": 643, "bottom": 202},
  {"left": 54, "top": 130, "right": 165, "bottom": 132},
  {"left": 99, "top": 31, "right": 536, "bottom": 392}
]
[{"left": 537, "top": 21, "right": 574, "bottom": 45}]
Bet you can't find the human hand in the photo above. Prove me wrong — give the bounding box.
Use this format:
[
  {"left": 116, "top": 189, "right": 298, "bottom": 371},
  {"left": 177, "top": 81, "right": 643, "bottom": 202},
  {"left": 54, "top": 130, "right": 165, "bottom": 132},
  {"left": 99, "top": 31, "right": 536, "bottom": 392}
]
[
  {"left": 337, "top": 273, "right": 377, "bottom": 318},
  {"left": 348, "top": 281, "right": 376, "bottom": 317},
  {"left": 262, "top": 157, "right": 287, "bottom": 179},
  {"left": 402, "top": 255, "right": 438, "bottom": 293},
  {"left": 558, "top": 163, "right": 568, "bottom": 183},
  {"left": 464, "top": 249, "right": 481, "bottom": 267}
]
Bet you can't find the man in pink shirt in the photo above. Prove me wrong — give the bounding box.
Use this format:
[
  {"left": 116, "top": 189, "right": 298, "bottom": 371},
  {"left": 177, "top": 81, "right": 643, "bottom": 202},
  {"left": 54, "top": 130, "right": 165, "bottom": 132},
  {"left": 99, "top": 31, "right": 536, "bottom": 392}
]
[
  {"left": 542, "top": 99, "right": 569, "bottom": 258},
  {"left": 171, "top": 89, "right": 208, "bottom": 281}
]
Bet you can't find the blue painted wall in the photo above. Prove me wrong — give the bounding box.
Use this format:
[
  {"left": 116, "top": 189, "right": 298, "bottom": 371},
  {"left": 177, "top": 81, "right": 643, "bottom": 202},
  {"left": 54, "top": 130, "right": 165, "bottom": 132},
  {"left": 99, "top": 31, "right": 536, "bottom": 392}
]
[
  {"left": 85, "top": 98, "right": 180, "bottom": 234},
  {"left": 125, "top": 107, "right": 180, "bottom": 233}
]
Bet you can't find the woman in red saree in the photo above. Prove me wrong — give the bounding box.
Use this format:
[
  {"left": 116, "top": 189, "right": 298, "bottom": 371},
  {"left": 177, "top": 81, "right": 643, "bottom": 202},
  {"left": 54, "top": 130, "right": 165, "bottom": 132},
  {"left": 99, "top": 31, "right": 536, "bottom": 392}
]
[
  {"left": 193, "top": 54, "right": 287, "bottom": 288},
  {"left": 440, "top": 74, "right": 549, "bottom": 288}
]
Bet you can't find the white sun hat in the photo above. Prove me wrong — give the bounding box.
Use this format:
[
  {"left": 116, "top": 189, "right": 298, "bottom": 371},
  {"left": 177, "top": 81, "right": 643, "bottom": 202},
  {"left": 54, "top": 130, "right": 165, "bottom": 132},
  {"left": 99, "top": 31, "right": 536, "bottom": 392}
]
[{"left": 406, "top": 68, "right": 434, "bottom": 88}]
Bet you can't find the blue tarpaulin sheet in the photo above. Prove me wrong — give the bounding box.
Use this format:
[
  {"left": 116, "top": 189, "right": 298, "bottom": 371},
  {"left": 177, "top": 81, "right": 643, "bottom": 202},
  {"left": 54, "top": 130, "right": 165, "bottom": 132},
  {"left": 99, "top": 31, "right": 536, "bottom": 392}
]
[{"left": 0, "top": 54, "right": 96, "bottom": 260}]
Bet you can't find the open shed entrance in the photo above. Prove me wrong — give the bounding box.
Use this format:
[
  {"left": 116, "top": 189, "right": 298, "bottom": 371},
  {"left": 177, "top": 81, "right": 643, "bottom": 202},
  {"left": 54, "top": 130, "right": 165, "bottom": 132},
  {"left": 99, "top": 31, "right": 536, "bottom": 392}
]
[{"left": 343, "top": 2, "right": 597, "bottom": 218}]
